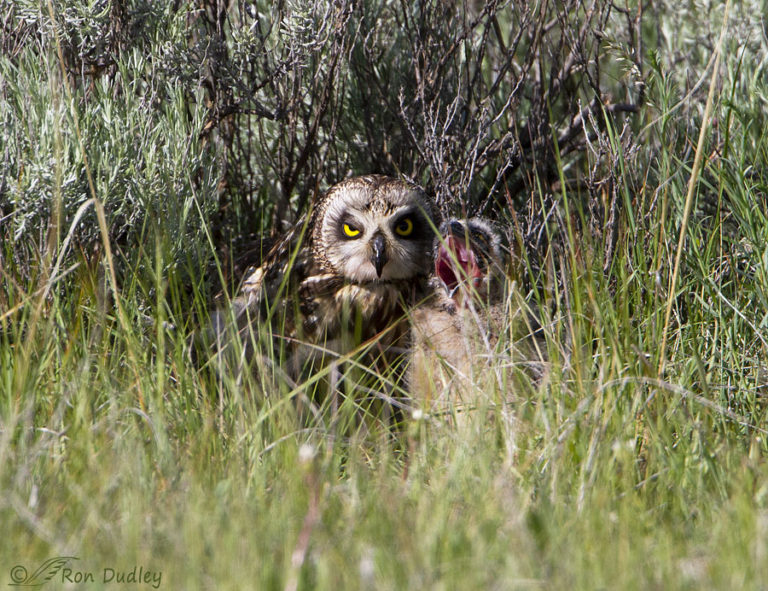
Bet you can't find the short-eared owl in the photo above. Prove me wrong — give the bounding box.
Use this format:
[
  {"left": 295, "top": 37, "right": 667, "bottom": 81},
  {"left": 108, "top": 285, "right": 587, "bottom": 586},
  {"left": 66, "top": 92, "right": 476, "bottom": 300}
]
[
  {"left": 409, "top": 218, "right": 545, "bottom": 419},
  {"left": 210, "top": 175, "right": 441, "bottom": 388}
]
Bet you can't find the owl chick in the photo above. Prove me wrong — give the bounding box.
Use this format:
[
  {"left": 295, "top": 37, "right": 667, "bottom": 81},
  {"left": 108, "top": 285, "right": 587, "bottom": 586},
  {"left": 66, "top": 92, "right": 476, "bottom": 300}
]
[
  {"left": 209, "top": 175, "right": 441, "bottom": 404},
  {"left": 409, "top": 218, "right": 545, "bottom": 420}
]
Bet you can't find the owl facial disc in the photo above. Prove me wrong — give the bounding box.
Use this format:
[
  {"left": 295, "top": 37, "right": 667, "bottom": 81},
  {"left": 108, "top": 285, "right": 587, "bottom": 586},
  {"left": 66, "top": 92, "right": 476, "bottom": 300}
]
[{"left": 312, "top": 175, "right": 440, "bottom": 283}]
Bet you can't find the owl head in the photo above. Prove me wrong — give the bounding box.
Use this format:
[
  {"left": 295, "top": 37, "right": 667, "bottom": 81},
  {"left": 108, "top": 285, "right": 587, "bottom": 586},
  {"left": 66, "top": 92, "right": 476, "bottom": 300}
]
[
  {"left": 311, "top": 175, "right": 441, "bottom": 282},
  {"left": 434, "top": 217, "right": 505, "bottom": 305}
]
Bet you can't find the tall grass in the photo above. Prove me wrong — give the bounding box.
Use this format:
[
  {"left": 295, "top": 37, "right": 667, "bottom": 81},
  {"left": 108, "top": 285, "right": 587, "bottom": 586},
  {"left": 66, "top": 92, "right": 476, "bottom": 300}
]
[{"left": 3, "top": 1, "right": 768, "bottom": 590}]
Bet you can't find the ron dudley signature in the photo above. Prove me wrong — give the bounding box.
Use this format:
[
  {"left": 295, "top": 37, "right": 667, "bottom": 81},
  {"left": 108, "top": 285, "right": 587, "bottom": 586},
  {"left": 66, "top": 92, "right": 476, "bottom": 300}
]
[{"left": 9, "top": 557, "right": 162, "bottom": 589}]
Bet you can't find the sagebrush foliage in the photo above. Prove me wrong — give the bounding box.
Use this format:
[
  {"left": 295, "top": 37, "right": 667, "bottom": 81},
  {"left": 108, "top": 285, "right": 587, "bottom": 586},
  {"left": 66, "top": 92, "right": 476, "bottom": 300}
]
[{"left": 1, "top": 0, "right": 651, "bottom": 275}]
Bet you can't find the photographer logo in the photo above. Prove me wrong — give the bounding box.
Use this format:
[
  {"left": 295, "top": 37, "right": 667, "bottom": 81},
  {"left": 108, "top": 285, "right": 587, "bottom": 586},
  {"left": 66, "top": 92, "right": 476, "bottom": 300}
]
[{"left": 8, "top": 558, "right": 162, "bottom": 588}]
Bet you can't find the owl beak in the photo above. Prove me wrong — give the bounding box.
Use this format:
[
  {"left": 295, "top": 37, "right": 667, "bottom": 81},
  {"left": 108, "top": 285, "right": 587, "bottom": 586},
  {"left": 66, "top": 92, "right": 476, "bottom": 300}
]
[{"left": 370, "top": 233, "right": 388, "bottom": 278}]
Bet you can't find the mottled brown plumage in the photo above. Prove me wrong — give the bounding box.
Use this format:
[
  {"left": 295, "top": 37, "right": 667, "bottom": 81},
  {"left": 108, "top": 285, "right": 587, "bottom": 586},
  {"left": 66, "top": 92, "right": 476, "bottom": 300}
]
[{"left": 210, "top": 175, "right": 441, "bottom": 389}]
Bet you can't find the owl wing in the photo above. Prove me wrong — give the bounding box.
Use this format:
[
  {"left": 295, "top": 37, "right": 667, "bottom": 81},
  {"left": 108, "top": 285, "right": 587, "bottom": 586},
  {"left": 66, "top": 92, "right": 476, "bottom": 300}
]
[
  {"left": 241, "top": 213, "right": 313, "bottom": 306},
  {"left": 204, "top": 215, "right": 314, "bottom": 361}
]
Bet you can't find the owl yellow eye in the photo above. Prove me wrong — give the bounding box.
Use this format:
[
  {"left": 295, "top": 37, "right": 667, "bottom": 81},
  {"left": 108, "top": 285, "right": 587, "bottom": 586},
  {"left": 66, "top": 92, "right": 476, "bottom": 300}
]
[
  {"left": 343, "top": 223, "right": 361, "bottom": 238},
  {"left": 394, "top": 217, "right": 414, "bottom": 237}
]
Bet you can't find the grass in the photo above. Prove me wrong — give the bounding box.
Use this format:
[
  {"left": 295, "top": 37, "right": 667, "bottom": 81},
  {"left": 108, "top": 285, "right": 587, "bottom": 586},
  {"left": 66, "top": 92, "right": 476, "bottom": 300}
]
[{"left": 3, "top": 1, "right": 768, "bottom": 590}]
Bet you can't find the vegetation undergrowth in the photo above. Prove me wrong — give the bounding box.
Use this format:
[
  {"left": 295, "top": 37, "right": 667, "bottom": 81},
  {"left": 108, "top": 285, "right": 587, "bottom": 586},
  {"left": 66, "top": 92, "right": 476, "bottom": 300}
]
[{"left": 2, "top": 1, "right": 768, "bottom": 589}]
